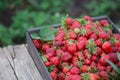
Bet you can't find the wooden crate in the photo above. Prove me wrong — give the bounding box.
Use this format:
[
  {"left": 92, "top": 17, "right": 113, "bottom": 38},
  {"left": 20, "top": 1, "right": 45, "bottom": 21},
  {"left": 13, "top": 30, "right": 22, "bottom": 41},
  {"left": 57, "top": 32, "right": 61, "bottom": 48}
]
[{"left": 26, "top": 16, "right": 119, "bottom": 80}]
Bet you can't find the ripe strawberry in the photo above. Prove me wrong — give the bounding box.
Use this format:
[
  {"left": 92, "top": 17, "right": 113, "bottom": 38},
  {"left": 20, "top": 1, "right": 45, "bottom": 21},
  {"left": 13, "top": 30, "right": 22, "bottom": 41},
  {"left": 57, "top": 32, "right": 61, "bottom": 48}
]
[
  {"left": 81, "top": 65, "right": 88, "bottom": 73},
  {"left": 90, "top": 33, "right": 98, "bottom": 40},
  {"left": 55, "top": 40, "right": 63, "bottom": 46},
  {"left": 114, "top": 33, "right": 120, "bottom": 40},
  {"left": 78, "top": 36, "right": 87, "bottom": 42},
  {"left": 61, "top": 52, "right": 72, "bottom": 62},
  {"left": 68, "top": 31, "right": 77, "bottom": 39},
  {"left": 67, "top": 43, "right": 77, "bottom": 53},
  {"left": 100, "top": 19, "right": 109, "bottom": 27},
  {"left": 77, "top": 41, "right": 86, "bottom": 51},
  {"left": 33, "top": 39, "right": 41, "bottom": 50},
  {"left": 70, "top": 20, "right": 81, "bottom": 30},
  {"left": 95, "top": 39, "right": 102, "bottom": 47},
  {"left": 106, "top": 66, "right": 112, "bottom": 72},
  {"left": 56, "top": 49, "right": 63, "bottom": 57},
  {"left": 66, "top": 18, "right": 74, "bottom": 26},
  {"left": 102, "top": 41, "right": 112, "bottom": 53},
  {"left": 70, "top": 66, "right": 80, "bottom": 75},
  {"left": 99, "top": 71, "right": 108, "bottom": 80},
  {"left": 45, "top": 61, "right": 52, "bottom": 66},
  {"left": 83, "top": 49, "right": 91, "bottom": 59},
  {"left": 99, "top": 54, "right": 110, "bottom": 66},
  {"left": 108, "top": 52, "right": 119, "bottom": 63},
  {"left": 84, "top": 59, "right": 91, "bottom": 65},
  {"left": 46, "top": 47, "right": 56, "bottom": 56},
  {"left": 72, "top": 57, "right": 78, "bottom": 66},
  {"left": 65, "top": 75, "right": 82, "bottom": 80},
  {"left": 63, "top": 67, "right": 70, "bottom": 74},
  {"left": 51, "top": 57, "right": 60, "bottom": 66},
  {"left": 84, "top": 16, "right": 93, "bottom": 21},
  {"left": 50, "top": 71, "right": 57, "bottom": 79},
  {"left": 90, "top": 61, "right": 96, "bottom": 68},
  {"left": 90, "top": 56, "right": 97, "bottom": 61},
  {"left": 89, "top": 73, "right": 100, "bottom": 80},
  {"left": 42, "top": 44, "right": 50, "bottom": 52},
  {"left": 58, "top": 73, "right": 65, "bottom": 80},
  {"left": 55, "top": 33, "right": 65, "bottom": 41},
  {"left": 97, "top": 47, "right": 102, "bottom": 55}
]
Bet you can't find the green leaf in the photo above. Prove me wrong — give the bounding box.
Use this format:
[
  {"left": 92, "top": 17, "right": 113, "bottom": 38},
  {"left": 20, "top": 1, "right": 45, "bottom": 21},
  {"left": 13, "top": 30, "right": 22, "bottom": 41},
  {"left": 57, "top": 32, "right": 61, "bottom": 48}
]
[
  {"left": 110, "top": 37, "right": 116, "bottom": 46},
  {"left": 47, "top": 65, "right": 55, "bottom": 72},
  {"left": 31, "top": 33, "right": 41, "bottom": 39},
  {"left": 106, "top": 60, "right": 120, "bottom": 74},
  {"left": 39, "top": 26, "right": 55, "bottom": 41},
  {"left": 117, "top": 52, "right": 120, "bottom": 61},
  {"left": 41, "top": 55, "right": 48, "bottom": 62},
  {"left": 61, "top": 14, "right": 69, "bottom": 27}
]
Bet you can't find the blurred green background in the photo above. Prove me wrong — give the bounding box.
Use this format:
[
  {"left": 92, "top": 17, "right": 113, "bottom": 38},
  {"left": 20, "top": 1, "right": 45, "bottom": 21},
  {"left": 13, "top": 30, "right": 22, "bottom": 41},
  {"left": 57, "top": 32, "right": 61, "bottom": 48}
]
[{"left": 0, "top": 0, "right": 120, "bottom": 46}]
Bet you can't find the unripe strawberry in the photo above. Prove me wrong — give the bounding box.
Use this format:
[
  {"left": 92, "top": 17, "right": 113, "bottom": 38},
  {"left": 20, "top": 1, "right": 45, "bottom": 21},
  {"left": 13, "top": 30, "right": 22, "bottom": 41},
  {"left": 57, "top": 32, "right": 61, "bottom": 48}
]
[{"left": 74, "top": 28, "right": 80, "bottom": 34}]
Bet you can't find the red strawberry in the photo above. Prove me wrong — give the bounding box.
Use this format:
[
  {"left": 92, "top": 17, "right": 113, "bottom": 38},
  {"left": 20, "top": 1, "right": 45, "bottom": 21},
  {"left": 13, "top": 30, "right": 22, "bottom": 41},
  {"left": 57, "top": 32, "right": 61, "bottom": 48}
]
[
  {"left": 98, "top": 31, "right": 110, "bottom": 40},
  {"left": 99, "top": 54, "right": 110, "bottom": 66},
  {"left": 45, "top": 61, "right": 52, "bottom": 66},
  {"left": 97, "top": 47, "right": 102, "bottom": 56},
  {"left": 33, "top": 39, "right": 41, "bottom": 50},
  {"left": 81, "top": 65, "right": 88, "bottom": 72},
  {"left": 83, "top": 49, "right": 91, "bottom": 59},
  {"left": 58, "top": 73, "right": 65, "bottom": 80},
  {"left": 42, "top": 44, "right": 50, "bottom": 52},
  {"left": 84, "top": 59, "right": 91, "bottom": 65},
  {"left": 67, "top": 43, "right": 77, "bottom": 53},
  {"left": 65, "top": 75, "right": 82, "bottom": 80},
  {"left": 77, "top": 41, "right": 86, "bottom": 51},
  {"left": 108, "top": 52, "right": 119, "bottom": 63},
  {"left": 70, "top": 20, "right": 81, "bottom": 30},
  {"left": 51, "top": 57, "right": 60, "bottom": 66},
  {"left": 114, "top": 34, "right": 120, "bottom": 40},
  {"left": 63, "top": 67, "right": 70, "bottom": 74},
  {"left": 89, "top": 73, "right": 100, "bottom": 80},
  {"left": 84, "top": 16, "right": 93, "bottom": 21},
  {"left": 99, "top": 71, "right": 108, "bottom": 80},
  {"left": 46, "top": 47, "right": 56, "bottom": 56},
  {"left": 95, "top": 39, "right": 102, "bottom": 47},
  {"left": 55, "top": 33, "right": 65, "bottom": 41},
  {"left": 90, "top": 33, "right": 98, "bottom": 40},
  {"left": 69, "top": 31, "right": 77, "bottom": 39},
  {"left": 90, "top": 56, "right": 97, "bottom": 61},
  {"left": 78, "top": 36, "right": 87, "bottom": 42},
  {"left": 61, "top": 52, "right": 72, "bottom": 62},
  {"left": 55, "top": 40, "right": 63, "bottom": 46},
  {"left": 56, "top": 49, "right": 63, "bottom": 57},
  {"left": 72, "top": 57, "right": 78, "bottom": 66},
  {"left": 102, "top": 41, "right": 112, "bottom": 53},
  {"left": 106, "top": 66, "right": 112, "bottom": 72},
  {"left": 50, "top": 71, "right": 57, "bottom": 79},
  {"left": 70, "top": 66, "right": 80, "bottom": 75},
  {"left": 100, "top": 19, "right": 109, "bottom": 27},
  {"left": 90, "top": 61, "right": 96, "bottom": 68},
  {"left": 66, "top": 18, "right": 74, "bottom": 26}
]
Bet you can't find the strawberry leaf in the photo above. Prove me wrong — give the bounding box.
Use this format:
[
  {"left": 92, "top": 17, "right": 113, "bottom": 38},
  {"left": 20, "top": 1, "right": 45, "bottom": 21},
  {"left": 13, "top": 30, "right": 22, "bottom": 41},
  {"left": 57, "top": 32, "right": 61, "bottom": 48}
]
[
  {"left": 117, "top": 52, "right": 120, "bottom": 61},
  {"left": 39, "top": 26, "right": 55, "bottom": 41},
  {"left": 31, "top": 33, "right": 41, "bottom": 39},
  {"left": 61, "top": 14, "right": 69, "bottom": 27},
  {"left": 106, "top": 60, "right": 120, "bottom": 74}
]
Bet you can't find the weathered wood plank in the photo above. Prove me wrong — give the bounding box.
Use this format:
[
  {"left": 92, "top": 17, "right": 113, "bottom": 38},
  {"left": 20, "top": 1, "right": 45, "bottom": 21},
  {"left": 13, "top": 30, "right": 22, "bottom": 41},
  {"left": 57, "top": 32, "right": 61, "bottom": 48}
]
[
  {"left": 3, "top": 44, "right": 43, "bottom": 80},
  {"left": 0, "top": 48, "right": 17, "bottom": 80}
]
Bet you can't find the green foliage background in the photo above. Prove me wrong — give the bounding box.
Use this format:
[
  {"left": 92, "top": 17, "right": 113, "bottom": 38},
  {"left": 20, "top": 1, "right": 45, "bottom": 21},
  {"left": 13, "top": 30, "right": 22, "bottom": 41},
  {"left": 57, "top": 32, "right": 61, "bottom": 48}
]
[{"left": 0, "top": 0, "right": 120, "bottom": 46}]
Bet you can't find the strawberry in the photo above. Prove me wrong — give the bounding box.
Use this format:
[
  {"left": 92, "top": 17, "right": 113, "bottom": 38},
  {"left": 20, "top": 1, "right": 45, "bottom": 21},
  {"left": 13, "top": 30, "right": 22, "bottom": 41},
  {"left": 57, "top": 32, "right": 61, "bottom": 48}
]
[
  {"left": 99, "top": 71, "right": 108, "bottom": 80},
  {"left": 99, "top": 54, "right": 110, "bottom": 66},
  {"left": 84, "top": 59, "right": 91, "bottom": 65},
  {"left": 69, "top": 30, "right": 77, "bottom": 39},
  {"left": 63, "top": 67, "right": 70, "bottom": 74},
  {"left": 89, "top": 73, "right": 100, "bottom": 80},
  {"left": 66, "top": 18, "right": 74, "bottom": 26},
  {"left": 45, "top": 61, "right": 52, "bottom": 66},
  {"left": 100, "top": 19, "right": 109, "bottom": 27},
  {"left": 42, "top": 44, "right": 50, "bottom": 52},
  {"left": 55, "top": 40, "right": 63, "bottom": 46},
  {"left": 70, "top": 20, "right": 81, "bottom": 30},
  {"left": 56, "top": 49, "right": 63, "bottom": 57},
  {"left": 102, "top": 41, "right": 112, "bottom": 53},
  {"left": 50, "top": 71, "right": 57, "bottom": 79},
  {"left": 72, "top": 56, "right": 78, "bottom": 66},
  {"left": 108, "top": 52, "right": 119, "bottom": 63},
  {"left": 51, "top": 57, "right": 60, "bottom": 66},
  {"left": 95, "top": 39, "right": 102, "bottom": 47},
  {"left": 61, "top": 52, "right": 72, "bottom": 62},
  {"left": 65, "top": 75, "right": 82, "bottom": 80},
  {"left": 90, "top": 56, "right": 97, "bottom": 61},
  {"left": 90, "top": 61, "right": 96, "bottom": 68},
  {"left": 55, "top": 33, "right": 65, "bottom": 41},
  {"left": 46, "top": 47, "right": 56, "bottom": 56},
  {"left": 67, "top": 43, "right": 77, "bottom": 53},
  {"left": 77, "top": 41, "right": 86, "bottom": 51},
  {"left": 84, "top": 16, "right": 93, "bottom": 21},
  {"left": 81, "top": 65, "right": 88, "bottom": 73},
  {"left": 33, "top": 39, "right": 41, "bottom": 50},
  {"left": 70, "top": 66, "right": 80, "bottom": 75},
  {"left": 106, "top": 66, "right": 112, "bottom": 72},
  {"left": 90, "top": 33, "right": 98, "bottom": 40},
  {"left": 58, "top": 73, "right": 65, "bottom": 80}
]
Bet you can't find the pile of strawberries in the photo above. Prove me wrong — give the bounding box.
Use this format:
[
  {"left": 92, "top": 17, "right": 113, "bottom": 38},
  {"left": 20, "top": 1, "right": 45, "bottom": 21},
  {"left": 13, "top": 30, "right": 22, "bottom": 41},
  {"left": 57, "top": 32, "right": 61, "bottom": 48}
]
[{"left": 33, "top": 16, "right": 120, "bottom": 80}]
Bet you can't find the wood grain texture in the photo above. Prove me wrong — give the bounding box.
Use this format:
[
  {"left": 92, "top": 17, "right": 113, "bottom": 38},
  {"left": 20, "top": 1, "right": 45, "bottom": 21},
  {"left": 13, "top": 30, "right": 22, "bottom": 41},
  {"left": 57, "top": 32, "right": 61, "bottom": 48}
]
[
  {"left": 0, "top": 48, "right": 17, "bottom": 80},
  {"left": 1, "top": 44, "right": 43, "bottom": 80}
]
